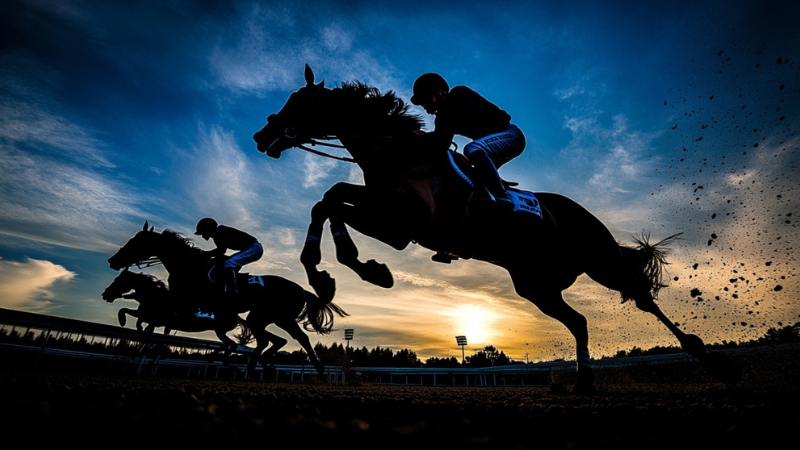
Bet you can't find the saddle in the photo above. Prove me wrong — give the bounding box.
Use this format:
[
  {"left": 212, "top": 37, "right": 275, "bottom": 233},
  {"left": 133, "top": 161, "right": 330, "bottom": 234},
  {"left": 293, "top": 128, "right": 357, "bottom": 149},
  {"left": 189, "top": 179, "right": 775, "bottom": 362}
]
[
  {"left": 446, "top": 150, "right": 542, "bottom": 217},
  {"left": 432, "top": 151, "right": 544, "bottom": 263}
]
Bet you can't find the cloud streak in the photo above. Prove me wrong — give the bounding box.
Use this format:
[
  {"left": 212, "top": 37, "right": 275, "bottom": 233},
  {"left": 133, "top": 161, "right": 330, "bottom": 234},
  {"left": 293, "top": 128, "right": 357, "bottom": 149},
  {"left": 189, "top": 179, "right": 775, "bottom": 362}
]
[
  {"left": 0, "top": 258, "right": 76, "bottom": 312},
  {"left": 0, "top": 142, "right": 144, "bottom": 252}
]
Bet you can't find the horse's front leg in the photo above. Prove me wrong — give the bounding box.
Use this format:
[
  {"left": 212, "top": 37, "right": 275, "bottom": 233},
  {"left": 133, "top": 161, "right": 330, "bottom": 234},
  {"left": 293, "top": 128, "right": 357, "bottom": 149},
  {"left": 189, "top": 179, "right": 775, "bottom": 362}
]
[
  {"left": 299, "top": 181, "right": 395, "bottom": 300},
  {"left": 329, "top": 220, "right": 393, "bottom": 288},
  {"left": 300, "top": 200, "right": 337, "bottom": 303},
  {"left": 325, "top": 182, "right": 417, "bottom": 288},
  {"left": 117, "top": 308, "right": 133, "bottom": 327}
]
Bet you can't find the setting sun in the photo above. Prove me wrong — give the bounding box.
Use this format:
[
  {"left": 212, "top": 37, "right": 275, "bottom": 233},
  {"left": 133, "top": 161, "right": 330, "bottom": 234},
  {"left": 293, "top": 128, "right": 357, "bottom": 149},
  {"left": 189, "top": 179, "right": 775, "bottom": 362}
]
[{"left": 451, "top": 304, "right": 497, "bottom": 346}]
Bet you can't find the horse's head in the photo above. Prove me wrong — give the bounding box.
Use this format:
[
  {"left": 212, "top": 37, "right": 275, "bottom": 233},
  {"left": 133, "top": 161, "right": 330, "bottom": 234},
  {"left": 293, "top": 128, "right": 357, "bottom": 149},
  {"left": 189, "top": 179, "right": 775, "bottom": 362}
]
[
  {"left": 102, "top": 268, "right": 167, "bottom": 303},
  {"left": 108, "top": 221, "right": 161, "bottom": 271},
  {"left": 102, "top": 268, "right": 136, "bottom": 302},
  {"left": 253, "top": 64, "right": 328, "bottom": 158}
]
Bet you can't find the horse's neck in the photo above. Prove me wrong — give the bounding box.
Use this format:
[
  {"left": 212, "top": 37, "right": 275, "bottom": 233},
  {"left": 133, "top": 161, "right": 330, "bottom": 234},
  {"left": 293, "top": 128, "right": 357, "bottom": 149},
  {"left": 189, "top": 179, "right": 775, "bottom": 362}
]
[
  {"left": 130, "top": 279, "right": 167, "bottom": 301},
  {"left": 158, "top": 242, "right": 207, "bottom": 277},
  {"left": 356, "top": 145, "right": 472, "bottom": 226}
]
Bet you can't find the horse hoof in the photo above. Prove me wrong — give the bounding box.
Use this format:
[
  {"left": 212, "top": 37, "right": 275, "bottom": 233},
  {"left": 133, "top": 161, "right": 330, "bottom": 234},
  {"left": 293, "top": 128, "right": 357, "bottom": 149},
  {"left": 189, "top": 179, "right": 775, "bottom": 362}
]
[
  {"left": 361, "top": 259, "right": 393, "bottom": 288},
  {"left": 570, "top": 382, "right": 597, "bottom": 395},
  {"left": 311, "top": 271, "right": 336, "bottom": 303},
  {"left": 571, "top": 366, "right": 596, "bottom": 395},
  {"left": 698, "top": 351, "right": 742, "bottom": 385},
  {"left": 679, "top": 333, "right": 706, "bottom": 357},
  {"left": 117, "top": 312, "right": 127, "bottom": 327}
]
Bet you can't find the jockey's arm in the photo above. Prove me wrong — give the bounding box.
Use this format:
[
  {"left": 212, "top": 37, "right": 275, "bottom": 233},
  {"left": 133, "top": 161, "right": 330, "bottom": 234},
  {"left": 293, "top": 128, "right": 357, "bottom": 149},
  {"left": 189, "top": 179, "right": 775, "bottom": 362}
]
[
  {"left": 412, "top": 127, "right": 455, "bottom": 154},
  {"left": 205, "top": 247, "right": 227, "bottom": 260}
]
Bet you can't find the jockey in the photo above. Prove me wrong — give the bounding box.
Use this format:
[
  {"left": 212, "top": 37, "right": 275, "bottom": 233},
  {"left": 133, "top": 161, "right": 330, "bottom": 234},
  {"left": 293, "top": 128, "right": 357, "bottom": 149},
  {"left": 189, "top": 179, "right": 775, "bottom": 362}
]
[
  {"left": 410, "top": 72, "right": 526, "bottom": 207},
  {"left": 194, "top": 218, "right": 263, "bottom": 297}
]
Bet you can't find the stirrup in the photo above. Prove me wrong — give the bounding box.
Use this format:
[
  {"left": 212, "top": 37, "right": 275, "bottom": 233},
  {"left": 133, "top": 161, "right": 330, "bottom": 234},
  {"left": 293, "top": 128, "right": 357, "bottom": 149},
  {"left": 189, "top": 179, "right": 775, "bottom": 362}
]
[{"left": 432, "top": 252, "right": 458, "bottom": 264}]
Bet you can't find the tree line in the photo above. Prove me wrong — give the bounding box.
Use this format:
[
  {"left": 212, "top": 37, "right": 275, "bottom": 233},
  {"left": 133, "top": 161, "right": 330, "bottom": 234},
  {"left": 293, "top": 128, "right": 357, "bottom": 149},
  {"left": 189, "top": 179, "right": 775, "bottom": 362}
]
[
  {"left": 607, "top": 321, "right": 800, "bottom": 358},
  {"left": 2, "top": 321, "right": 797, "bottom": 367},
  {"left": 302, "top": 343, "right": 518, "bottom": 368}
]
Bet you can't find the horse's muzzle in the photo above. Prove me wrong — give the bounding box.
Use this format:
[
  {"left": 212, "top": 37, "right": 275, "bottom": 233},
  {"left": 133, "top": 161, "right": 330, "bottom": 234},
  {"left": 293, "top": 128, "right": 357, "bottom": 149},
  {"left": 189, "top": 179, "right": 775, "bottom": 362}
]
[{"left": 254, "top": 133, "right": 283, "bottom": 158}]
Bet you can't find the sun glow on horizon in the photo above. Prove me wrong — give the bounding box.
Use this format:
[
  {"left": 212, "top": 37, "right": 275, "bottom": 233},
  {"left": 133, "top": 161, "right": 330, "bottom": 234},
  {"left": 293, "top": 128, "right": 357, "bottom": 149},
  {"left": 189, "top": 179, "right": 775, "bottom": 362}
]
[{"left": 450, "top": 304, "right": 498, "bottom": 346}]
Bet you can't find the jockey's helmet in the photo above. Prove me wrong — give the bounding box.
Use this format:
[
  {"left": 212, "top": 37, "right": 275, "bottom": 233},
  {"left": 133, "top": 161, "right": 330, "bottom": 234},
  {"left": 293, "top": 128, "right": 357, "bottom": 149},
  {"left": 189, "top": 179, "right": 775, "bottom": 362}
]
[
  {"left": 195, "top": 217, "right": 218, "bottom": 235},
  {"left": 411, "top": 73, "right": 449, "bottom": 105}
]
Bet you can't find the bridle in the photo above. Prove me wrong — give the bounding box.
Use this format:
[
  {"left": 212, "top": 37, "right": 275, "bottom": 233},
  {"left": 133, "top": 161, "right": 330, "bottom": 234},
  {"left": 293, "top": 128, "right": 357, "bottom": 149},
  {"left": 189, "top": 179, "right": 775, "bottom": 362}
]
[{"left": 266, "top": 85, "right": 458, "bottom": 163}]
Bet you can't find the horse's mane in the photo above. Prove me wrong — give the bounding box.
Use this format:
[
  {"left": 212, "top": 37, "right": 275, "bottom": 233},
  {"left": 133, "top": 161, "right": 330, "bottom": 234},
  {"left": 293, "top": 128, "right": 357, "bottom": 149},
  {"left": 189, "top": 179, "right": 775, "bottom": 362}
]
[
  {"left": 128, "top": 271, "right": 168, "bottom": 291},
  {"left": 161, "top": 229, "right": 206, "bottom": 257},
  {"left": 336, "top": 81, "right": 425, "bottom": 133}
]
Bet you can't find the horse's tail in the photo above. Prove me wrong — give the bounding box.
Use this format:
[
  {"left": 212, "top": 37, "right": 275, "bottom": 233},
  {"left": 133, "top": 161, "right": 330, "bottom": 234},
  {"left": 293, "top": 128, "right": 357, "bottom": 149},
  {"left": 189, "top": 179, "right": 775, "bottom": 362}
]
[
  {"left": 298, "top": 289, "right": 349, "bottom": 335},
  {"left": 619, "top": 232, "right": 682, "bottom": 303},
  {"left": 236, "top": 315, "right": 252, "bottom": 336}
]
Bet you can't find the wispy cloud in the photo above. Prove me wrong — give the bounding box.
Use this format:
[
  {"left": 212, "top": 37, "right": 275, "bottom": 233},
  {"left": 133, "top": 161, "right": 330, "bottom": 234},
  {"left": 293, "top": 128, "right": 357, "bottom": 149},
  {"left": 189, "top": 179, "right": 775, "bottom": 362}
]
[
  {"left": 172, "top": 123, "right": 314, "bottom": 243},
  {"left": 0, "top": 102, "right": 111, "bottom": 167},
  {"left": 303, "top": 153, "right": 338, "bottom": 188},
  {"left": 181, "top": 125, "right": 256, "bottom": 225},
  {"left": 0, "top": 55, "right": 112, "bottom": 168},
  {"left": 208, "top": 3, "right": 403, "bottom": 97},
  {"left": 557, "top": 113, "right": 661, "bottom": 204},
  {"left": 0, "top": 142, "right": 143, "bottom": 252},
  {"left": 0, "top": 53, "right": 150, "bottom": 252},
  {"left": 0, "top": 258, "right": 75, "bottom": 312}
]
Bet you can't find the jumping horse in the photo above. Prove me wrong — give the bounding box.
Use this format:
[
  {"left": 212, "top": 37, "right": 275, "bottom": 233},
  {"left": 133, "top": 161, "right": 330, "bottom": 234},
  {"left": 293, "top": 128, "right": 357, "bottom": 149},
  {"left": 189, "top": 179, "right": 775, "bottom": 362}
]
[
  {"left": 252, "top": 64, "right": 741, "bottom": 393},
  {"left": 107, "top": 222, "right": 348, "bottom": 375}
]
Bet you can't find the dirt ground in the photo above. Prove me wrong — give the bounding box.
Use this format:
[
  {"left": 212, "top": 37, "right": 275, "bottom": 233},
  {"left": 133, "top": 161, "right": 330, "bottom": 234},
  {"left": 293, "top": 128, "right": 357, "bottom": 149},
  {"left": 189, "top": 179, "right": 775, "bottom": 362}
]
[{"left": 2, "top": 345, "right": 797, "bottom": 448}]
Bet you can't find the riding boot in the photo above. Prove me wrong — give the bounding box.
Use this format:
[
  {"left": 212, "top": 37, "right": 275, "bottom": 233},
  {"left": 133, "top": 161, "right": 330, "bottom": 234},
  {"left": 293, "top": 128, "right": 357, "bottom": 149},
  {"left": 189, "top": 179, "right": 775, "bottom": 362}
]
[
  {"left": 468, "top": 150, "right": 513, "bottom": 206},
  {"left": 224, "top": 268, "right": 238, "bottom": 296}
]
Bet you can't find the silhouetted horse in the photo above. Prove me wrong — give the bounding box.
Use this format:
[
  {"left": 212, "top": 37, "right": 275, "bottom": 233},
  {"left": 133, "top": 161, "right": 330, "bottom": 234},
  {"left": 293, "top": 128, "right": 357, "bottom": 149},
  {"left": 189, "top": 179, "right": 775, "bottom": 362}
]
[
  {"left": 102, "top": 268, "right": 245, "bottom": 344},
  {"left": 107, "top": 222, "right": 348, "bottom": 375},
  {"left": 252, "top": 64, "right": 741, "bottom": 393}
]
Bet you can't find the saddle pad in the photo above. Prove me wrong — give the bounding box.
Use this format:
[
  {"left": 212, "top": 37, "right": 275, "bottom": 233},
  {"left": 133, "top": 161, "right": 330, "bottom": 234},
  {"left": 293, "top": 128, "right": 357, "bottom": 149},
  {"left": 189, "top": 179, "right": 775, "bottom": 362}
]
[
  {"left": 246, "top": 275, "right": 264, "bottom": 287},
  {"left": 509, "top": 189, "right": 543, "bottom": 218}
]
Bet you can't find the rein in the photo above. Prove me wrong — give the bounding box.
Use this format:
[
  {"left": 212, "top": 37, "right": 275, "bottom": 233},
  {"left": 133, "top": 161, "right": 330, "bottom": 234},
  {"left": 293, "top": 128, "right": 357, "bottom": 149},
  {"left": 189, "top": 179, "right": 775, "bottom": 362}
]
[
  {"left": 133, "top": 259, "right": 163, "bottom": 269},
  {"left": 296, "top": 137, "right": 459, "bottom": 164},
  {"left": 298, "top": 138, "right": 356, "bottom": 163}
]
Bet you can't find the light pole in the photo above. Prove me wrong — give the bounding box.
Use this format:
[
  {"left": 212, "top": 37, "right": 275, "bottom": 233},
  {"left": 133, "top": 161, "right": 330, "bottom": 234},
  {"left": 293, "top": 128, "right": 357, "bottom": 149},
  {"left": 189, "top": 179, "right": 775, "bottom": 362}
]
[
  {"left": 344, "top": 329, "right": 354, "bottom": 348},
  {"left": 455, "top": 335, "right": 467, "bottom": 364}
]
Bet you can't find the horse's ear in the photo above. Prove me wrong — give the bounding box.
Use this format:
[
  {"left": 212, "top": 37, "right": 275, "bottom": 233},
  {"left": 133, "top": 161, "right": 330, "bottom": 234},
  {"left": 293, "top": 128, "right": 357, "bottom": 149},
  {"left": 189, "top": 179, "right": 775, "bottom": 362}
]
[
  {"left": 143, "top": 221, "right": 148, "bottom": 231},
  {"left": 319, "top": 80, "right": 325, "bottom": 88},
  {"left": 304, "top": 64, "right": 315, "bottom": 86},
  {"left": 122, "top": 267, "right": 129, "bottom": 273},
  {"left": 150, "top": 226, "right": 154, "bottom": 232}
]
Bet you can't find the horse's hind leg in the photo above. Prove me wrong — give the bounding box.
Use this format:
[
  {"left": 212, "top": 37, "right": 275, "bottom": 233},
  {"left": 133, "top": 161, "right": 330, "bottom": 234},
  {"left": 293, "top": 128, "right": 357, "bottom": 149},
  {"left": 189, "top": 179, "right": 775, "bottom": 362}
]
[
  {"left": 585, "top": 244, "right": 742, "bottom": 384},
  {"left": 509, "top": 270, "right": 595, "bottom": 394},
  {"left": 277, "top": 320, "right": 325, "bottom": 375},
  {"left": 256, "top": 329, "right": 288, "bottom": 362},
  {"left": 625, "top": 291, "right": 741, "bottom": 384}
]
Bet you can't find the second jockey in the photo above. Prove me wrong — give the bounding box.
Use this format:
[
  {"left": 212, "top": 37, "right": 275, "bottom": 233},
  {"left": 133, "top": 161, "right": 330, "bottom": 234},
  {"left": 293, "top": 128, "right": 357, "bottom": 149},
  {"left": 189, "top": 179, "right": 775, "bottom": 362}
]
[{"left": 194, "top": 217, "right": 263, "bottom": 297}]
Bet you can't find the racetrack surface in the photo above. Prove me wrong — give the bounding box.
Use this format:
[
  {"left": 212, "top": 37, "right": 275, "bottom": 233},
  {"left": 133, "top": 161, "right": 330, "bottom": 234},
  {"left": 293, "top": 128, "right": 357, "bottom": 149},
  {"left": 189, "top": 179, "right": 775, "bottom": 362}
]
[{"left": 2, "top": 345, "right": 797, "bottom": 448}]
